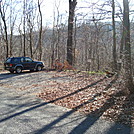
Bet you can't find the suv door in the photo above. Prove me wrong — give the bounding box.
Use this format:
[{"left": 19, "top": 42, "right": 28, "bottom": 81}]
[{"left": 22, "top": 57, "right": 36, "bottom": 70}]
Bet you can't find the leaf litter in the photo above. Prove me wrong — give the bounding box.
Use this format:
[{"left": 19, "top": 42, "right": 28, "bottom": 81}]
[{"left": 37, "top": 71, "right": 134, "bottom": 127}]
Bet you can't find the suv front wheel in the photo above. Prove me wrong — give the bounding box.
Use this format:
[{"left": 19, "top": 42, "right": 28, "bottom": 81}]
[{"left": 16, "top": 67, "right": 22, "bottom": 74}]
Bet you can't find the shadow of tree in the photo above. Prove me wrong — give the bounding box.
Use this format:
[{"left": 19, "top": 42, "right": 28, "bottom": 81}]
[
  {"left": 69, "top": 75, "right": 133, "bottom": 134},
  {"left": 0, "top": 101, "right": 48, "bottom": 123},
  {"left": 0, "top": 73, "right": 19, "bottom": 81},
  {"left": 0, "top": 77, "right": 106, "bottom": 123},
  {"left": 2, "top": 98, "right": 41, "bottom": 116},
  {"left": 32, "top": 89, "right": 117, "bottom": 134},
  {"left": 44, "top": 77, "right": 106, "bottom": 103},
  {"left": 0, "top": 71, "right": 36, "bottom": 81},
  {"left": 105, "top": 94, "right": 134, "bottom": 134},
  {"left": 0, "top": 74, "right": 133, "bottom": 134},
  {"left": 32, "top": 75, "right": 133, "bottom": 134},
  {"left": 31, "top": 76, "right": 120, "bottom": 134},
  {"left": 69, "top": 92, "right": 132, "bottom": 134}
]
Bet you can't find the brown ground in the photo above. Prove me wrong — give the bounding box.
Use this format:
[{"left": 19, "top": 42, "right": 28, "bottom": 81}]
[{"left": 37, "top": 71, "right": 134, "bottom": 127}]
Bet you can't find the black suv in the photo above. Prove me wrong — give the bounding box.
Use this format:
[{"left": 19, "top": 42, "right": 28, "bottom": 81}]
[{"left": 4, "top": 57, "right": 44, "bottom": 73}]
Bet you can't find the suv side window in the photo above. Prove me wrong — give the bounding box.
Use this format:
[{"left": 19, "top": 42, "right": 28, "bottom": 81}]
[
  {"left": 12, "top": 58, "right": 20, "bottom": 63},
  {"left": 21, "top": 58, "right": 24, "bottom": 62},
  {"left": 25, "top": 57, "right": 33, "bottom": 62}
]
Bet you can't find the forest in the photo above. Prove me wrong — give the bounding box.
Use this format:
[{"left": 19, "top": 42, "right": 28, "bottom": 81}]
[{"left": 0, "top": 0, "right": 134, "bottom": 94}]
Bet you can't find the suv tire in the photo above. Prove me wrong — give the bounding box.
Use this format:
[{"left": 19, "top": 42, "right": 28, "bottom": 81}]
[
  {"left": 36, "top": 65, "right": 42, "bottom": 71},
  {"left": 16, "top": 67, "right": 22, "bottom": 74}
]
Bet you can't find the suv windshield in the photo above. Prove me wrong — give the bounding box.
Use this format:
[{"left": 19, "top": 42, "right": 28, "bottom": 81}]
[{"left": 6, "top": 58, "right": 11, "bottom": 63}]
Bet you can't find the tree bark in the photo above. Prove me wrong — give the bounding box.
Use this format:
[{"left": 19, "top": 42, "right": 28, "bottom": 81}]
[
  {"left": 112, "top": 0, "right": 117, "bottom": 72},
  {"left": 23, "top": 0, "right": 26, "bottom": 57},
  {"left": 123, "top": 0, "right": 134, "bottom": 94},
  {"left": 67, "top": 0, "right": 77, "bottom": 65},
  {"left": 38, "top": 0, "right": 43, "bottom": 61},
  {"left": 0, "top": 2, "right": 9, "bottom": 58}
]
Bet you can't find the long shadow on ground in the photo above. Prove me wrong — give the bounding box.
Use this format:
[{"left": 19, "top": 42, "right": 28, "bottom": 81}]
[
  {"left": 0, "top": 71, "right": 36, "bottom": 81},
  {"left": 32, "top": 75, "right": 133, "bottom": 134},
  {"left": 0, "top": 77, "right": 105, "bottom": 123},
  {"left": 105, "top": 94, "right": 134, "bottom": 134},
  {"left": 0, "top": 75, "right": 133, "bottom": 134}
]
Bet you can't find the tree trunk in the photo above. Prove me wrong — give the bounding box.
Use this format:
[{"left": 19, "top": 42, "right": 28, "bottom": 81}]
[
  {"left": 0, "top": 3, "right": 9, "bottom": 58},
  {"left": 51, "top": 14, "right": 56, "bottom": 68},
  {"left": 29, "top": 28, "right": 33, "bottom": 58},
  {"left": 123, "top": 0, "right": 134, "bottom": 94},
  {"left": 67, "top": 0, "right": 77, "bottom": 65},
  {"left": 38, "top": 0, "right": 43, "bottom": 61},
  {"left": 112, "top": 0, "right": 117, "bottom": 72},
  {"left": 23, "top": 0, "right": 26, "bottom": 57},
  {"left": 73, "top": 16, "right": 77, "bottom": 64}
]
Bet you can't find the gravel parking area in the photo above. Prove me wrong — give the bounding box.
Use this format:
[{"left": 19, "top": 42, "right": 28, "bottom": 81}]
[{"left": 0, "top": 70, "right": 134, "bottom": 134}]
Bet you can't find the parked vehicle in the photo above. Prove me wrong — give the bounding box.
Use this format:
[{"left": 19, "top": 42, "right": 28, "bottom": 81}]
[{"left": 4, "top": 57, "right": 44, "bottom": 73}]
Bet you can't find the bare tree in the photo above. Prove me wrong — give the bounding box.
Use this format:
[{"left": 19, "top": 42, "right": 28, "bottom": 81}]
[
  {"left": 0, "top": 1, "right": 9, "bottom": 58},
  {"left": 23, "top": 0, "right": 26, "bottom": 56},
  {"left": 37, "top": 0, "right": 43, "bottom": 61},
  {"left": 18, "top": 22, "right": 23, "bottom": 57},
  {"left": 112, "top": 0, "right": 117, "bottom": 71},
  {"left": 50, "top": 9, "right": 56, "bottom": 68},
  {"left": 26, "top": 0, "right": 36, "bottom": 58},
  {"left": 9, "top": 0, "right": 17, "bottom": 57},
  {"left": 123, "top": 0, "right": 134, "bottom": 94},
  {"left": 50, "top": 1, "right": 67, "bottom": 67},
  {"left": 67, "top": 0, "right": 77, "bottom": 65}
]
